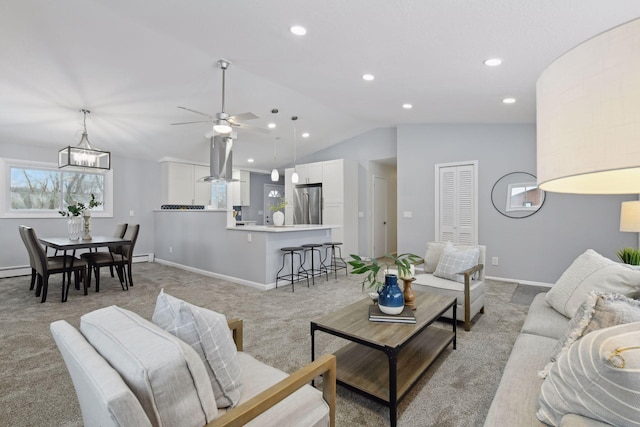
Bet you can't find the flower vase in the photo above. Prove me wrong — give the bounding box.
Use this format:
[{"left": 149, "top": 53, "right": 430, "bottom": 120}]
[
  {"left": 273, "top": 210, "right": 285, "bottom": 226},
  {"left": 82, "top": 211, "right": 92, "bottom": 240},
  {"left": 68, "top": 217, "right": 82, "bottom": 241},
  {"left": 378, "top": 274, "right": 405, "bottom": 315}
]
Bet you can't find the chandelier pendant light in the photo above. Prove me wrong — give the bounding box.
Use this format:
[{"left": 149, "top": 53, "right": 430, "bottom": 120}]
[
  {"left": 59, "top": 109, "right": 111, "bottom": 170},
  {"left": 270, "top": 108, "right": 279, "bottom": 181},
  {"left": 291, "top": 115, "right": 299, "bottom": 184}
]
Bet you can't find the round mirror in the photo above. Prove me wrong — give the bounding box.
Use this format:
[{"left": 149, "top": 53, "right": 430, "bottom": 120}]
[{"left": 491, "top": 172, "right": 546, "bottom": 219}]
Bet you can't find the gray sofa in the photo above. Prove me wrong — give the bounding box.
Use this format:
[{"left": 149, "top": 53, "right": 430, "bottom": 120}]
[{"left": 484, "top": 292, "right": 610, "bottom": 427}]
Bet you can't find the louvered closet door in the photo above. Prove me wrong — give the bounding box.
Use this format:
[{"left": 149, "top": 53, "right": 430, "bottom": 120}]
[{"left": 437, "top": 163, "right": 477, "bottom": 245}]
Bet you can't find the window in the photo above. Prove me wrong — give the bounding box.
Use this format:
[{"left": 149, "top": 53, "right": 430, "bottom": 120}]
[
  {"left": 210, "top": 182, "right": 228, "bottom": 209},
  {"left": 1, "top": 158, "right": 113, "bottom": 218}
]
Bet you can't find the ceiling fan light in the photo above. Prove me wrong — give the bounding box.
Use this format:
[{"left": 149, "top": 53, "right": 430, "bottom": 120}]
[
  {"left": 271, "top": 168, "right": 279, "bottom": 181},
  {"left": 213, "top": 119, "right": 232, "bottom": 134}
]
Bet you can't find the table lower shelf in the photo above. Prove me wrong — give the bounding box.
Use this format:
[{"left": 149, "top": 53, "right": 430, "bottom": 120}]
[{"left": 333, "top": 326, "right": 454, "bottom": 403}]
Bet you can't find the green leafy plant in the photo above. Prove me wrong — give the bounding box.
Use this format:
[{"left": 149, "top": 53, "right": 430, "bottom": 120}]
[
  {"left": 348, "top": 252, "right": 422, "bottom": 291},
  {"left": 269, "top": 198, "right": 287, "bottom": 212},
  {"left": 59, "top": 193, "right": 102, "bottom": 217},
  {"left": 617, "top": 247, "right": 640, "bottom": 266}
]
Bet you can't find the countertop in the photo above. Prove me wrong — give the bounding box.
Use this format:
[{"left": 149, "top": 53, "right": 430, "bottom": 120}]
[{"left": 226, "top": 224, "right": 338, "bottom": 233}]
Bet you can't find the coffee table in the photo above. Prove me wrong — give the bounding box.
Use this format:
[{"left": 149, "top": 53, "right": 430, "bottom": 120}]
[{"left": 311, "top": 292, "right": 456, "bottom": 427}]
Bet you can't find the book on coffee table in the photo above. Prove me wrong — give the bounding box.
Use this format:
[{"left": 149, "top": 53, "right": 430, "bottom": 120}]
[{"left": 368, "top": 305, "right": 416, "bottom": 323}]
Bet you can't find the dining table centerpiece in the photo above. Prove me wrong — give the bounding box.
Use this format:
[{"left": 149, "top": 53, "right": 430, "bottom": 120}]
[{"left": 59, "top": 194, "right": 102, "bottom": 240}]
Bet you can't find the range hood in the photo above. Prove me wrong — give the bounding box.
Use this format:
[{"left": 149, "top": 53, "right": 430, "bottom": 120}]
[{"left": 201, "top": 135, "right": 238, "bottom": 182}]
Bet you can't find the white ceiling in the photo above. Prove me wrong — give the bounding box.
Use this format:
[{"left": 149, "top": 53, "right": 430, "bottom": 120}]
[{"left": 2, "top": 1, "right": 640, "bottom": 172}]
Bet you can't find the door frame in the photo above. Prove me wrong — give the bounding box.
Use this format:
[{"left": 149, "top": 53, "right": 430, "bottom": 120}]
[{"left": 371, "top": 175, "right": 388, "bottom": 258}]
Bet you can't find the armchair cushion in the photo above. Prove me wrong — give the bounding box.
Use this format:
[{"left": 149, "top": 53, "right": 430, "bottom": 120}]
[
  {"left": 545, "top": 249, "right": 640, "bottom": 318},
  {"left": 80, "top": 305, "right": 218, "bottom": 427},
  {"left": 424, "top": 241, "right": 452, "bottom": 273},
  {"left": 152, "top": 290, "right": 243, "bottom": 408},
  {"left": 433, "top": 244, "right": 480, "bottom": 283}
]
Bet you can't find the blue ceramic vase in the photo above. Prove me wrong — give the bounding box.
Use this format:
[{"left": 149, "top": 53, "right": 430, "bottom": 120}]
[{"left": 378, "top": 274, "right": 405, "bottom": 315}]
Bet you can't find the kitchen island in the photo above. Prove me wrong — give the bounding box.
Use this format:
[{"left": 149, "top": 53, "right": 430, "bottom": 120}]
[{"left": 154, "top": 209, "right": 338, "bottom": 289}]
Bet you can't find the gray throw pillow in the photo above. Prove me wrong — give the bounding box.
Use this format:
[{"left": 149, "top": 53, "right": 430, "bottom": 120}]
[
  {"left": 539, "top": 291, "right": 640, "bottom": 378},
  {"left": 433, "top": 245, "right": 479, "bottom": 283},
  {"left": 152, "top": 290, "right": 243, "bottom": 408},
  {"left": 537, "top": 321, "right": 640, "bottom": 426},
  {"left": 423, "top": 242, "right": 451, "bottom": 273}
]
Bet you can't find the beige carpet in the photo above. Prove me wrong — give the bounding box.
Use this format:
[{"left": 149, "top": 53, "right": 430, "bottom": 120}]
[{"left": 0, "top": 263, "right": 530, "bottom": 427}]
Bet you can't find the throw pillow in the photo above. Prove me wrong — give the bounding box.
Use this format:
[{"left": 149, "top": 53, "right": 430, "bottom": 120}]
[
  {"left": 433, "top": 245, "right": 480, "bottom": 283},
  {"left": 536, "top": 321, "right": 640, "bottom": 426},
  {"left": 423, "top": 242, "right": 452, "bottom": 273},
  {"left": 538, "top": 291, "right": 640, "bottom": 378},
  {"left": 545, "top": 249, "right": 640, "bottom": 318},
  {"left": 152, "top": 290, "right": 242, "bottom": 408},
  {"left": 80, "top": 305, "right": 218, "bottom": 427}
]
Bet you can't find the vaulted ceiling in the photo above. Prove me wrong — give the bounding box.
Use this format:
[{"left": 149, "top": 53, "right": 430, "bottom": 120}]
[{"left": 2, "top": 1, "right": 640, "bottom": 171}]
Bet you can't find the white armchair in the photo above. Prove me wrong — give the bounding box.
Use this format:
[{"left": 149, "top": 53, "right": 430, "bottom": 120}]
[{"left": 412, "top": 242, "right": 486, "bottom": 331}]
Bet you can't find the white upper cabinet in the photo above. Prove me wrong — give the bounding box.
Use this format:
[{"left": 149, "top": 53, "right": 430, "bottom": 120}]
[
  {"left": 321, "top": 159, "right": 344, "bottom": 204},
  {"left": 231, "top": 169, "right": 251, "bottom": 206},
  {"left": 295, "top": 161, "right": 323, "bottom": 184},
  {"left": 161, "top": 161, "right": 211, "bottom": 205}
]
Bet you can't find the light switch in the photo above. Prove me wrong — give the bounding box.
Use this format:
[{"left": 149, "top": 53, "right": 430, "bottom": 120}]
[
  {"left": 358, "top": 211, "right": 364, "bottom": 218},
  {"left": 129, "top": 210, "right": 135, "bottom": 217},
  {"left": 247, "top": 233, "right": 252, "bottom": 243},
  {"left": 403, "top": 211, "right": 413, "bottom": 218}
]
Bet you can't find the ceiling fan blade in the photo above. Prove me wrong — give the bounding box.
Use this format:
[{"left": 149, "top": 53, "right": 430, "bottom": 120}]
[
  {"left": 171, "top": 120, "right": 213, "bottom": 125},
  {"left": 228, "top": 112, "right": 258, "bottom": 122},
  {"left": 177, "top": 106, "right": 214, "bottom": 119},
  {"left": 233, "top": 122, "right": 272, "bottom": 134}
]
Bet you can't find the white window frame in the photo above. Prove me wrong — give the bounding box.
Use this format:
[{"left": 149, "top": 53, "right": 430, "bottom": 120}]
[{"left": 0, "top": 157, "right": 114, "bottom": 218}]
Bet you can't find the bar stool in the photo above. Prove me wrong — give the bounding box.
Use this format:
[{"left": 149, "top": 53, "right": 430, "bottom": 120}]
[
  {"left": 276, "top": 247, "right": 309, "bottom": 292},
  {"left": 301, "top": 243, "right": 329, "bottom": 285},
  {"left": 322, "top": 242, "right": 348, "bottom": 279}
]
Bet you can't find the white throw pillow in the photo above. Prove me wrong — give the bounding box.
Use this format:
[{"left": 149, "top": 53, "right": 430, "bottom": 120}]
[
  {"left": 80, "top": 305, "right": 218, "bottom": 427},
  {"left": 539, "top": 291, "right": 640, "bottom": 378},
  {"left": 537, "top": 322, "right": 640, "bottom": 426},
  {"left": 545, "top": 249, "right": 640, "bottom": 318},
  {"left": 152, "top": 290, "right": 243, "bottom": 408},
  {"left": 433, "top": 245, "right": 479, "bottom": 283},
  {"left": 423, "top": 242, "right": 452, "bottom": 273}
]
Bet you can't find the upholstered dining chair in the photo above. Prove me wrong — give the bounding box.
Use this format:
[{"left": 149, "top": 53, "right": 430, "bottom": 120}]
[
  {"left": 81, "top": 224, "right": 139, "bottom": 292},
  {"left": 21, "top": 226, "right": 88, "bottom": 303}
]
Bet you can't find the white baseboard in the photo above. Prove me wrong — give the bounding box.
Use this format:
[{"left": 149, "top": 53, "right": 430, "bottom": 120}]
[
  {"left": 485, "top": 275, "right": 552, "bottom": 288},
  {"left": 154, "top": 258, "right": 272, "bottom": 291}
]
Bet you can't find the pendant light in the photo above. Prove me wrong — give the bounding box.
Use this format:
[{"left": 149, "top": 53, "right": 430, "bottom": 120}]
[
  {"left": 270, "top": 108, "right": 279, "bottom": 181},
  {"left": 58, "top": 109, "right": 111, "bottom": 170},
  {"left": 291, "top": 115, "right": 299, "bottom": 184}
]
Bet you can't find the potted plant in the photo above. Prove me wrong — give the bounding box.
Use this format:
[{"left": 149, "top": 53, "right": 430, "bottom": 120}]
[
  {"left": 59, "top": 194, "right": 102, "bottom": 240},
  {"left": 617, "top": 247, "right": 640, "bottom": 266},
  {"left": 269, "top": 198, "right": 287, "bottom": 226},
  {"left": 348, "top": 252, "right": 421, "bottom": 291}
]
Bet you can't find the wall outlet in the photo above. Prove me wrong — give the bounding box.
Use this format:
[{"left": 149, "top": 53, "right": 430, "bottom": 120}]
[
  {"left": 247, "top": 233, "right": 252, "bottom": 243},
  {"left": 403, "top": 211, "right": 413, "bottom": 218},
  {"left": 169, "top": 246, "right": 173, "bottom": 254},
  {"left": 492, "top": 256, "right": 499, "bottom": 266},
  {"left": 358, "top": 211, "right": 364, "bottom": 218},
  {"left": 129, "top": 210, "right": 134, "bottom": 217}
]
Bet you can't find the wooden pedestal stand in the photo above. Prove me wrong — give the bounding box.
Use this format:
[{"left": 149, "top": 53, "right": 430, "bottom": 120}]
[{"left": 401, "top": 277, "right": 417, "bottom": 310}]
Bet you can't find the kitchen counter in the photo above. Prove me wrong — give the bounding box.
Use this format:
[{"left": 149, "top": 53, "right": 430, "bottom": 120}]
[{"left": 227, "top": 224, "right": 336, "bottom": 232}]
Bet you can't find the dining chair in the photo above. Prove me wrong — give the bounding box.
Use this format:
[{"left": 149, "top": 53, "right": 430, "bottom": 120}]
[
  {"left": 21, "top": 226, "right": 88, "bottom": 303},
  {"left": 81, "top": 224, "right": 139, "bottom": 292}
]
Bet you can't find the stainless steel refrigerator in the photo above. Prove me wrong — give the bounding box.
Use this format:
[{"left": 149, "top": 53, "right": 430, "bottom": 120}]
[{"left": 293, "top": 183, "right": 322, "bottom": 224}]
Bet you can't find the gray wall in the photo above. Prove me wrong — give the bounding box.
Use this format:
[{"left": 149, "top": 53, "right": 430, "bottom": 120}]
[
  {"left": 396, "top": 124, "right": 637, "bottom": 284},
  {"left": 0, "top": 142, "right": 159, "bottom": 271}
]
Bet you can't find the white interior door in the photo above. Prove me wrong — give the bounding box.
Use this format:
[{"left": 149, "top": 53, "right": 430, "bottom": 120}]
[
  {"left": 373, "top": 176, "right": 387, "bottom": 258},
  {"left": 435, "top": 161, "right": 477, "bottom": 244},
  {"left": 264, "top": 184, "right": 284, "bottom": 225}
]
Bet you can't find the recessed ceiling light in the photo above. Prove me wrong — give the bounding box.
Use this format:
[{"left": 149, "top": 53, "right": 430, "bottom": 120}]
[
  {"left": 267, "top": 123, "right": 276, "bottom": 129},
  {"left": 484, "top": 58, "right": 503, "bottom": 67},
  {"left": 502, "top": 97, "right": 516, "bottom": 104},
  {"left": 362, "top": 74, "right": 375, "bottom": 81},
  {"left": 302, "top": 132, "right": 310, "bottom": 138},
  {"left": 402, "top": 103, "right": 413, "bottom": 109},
  {"left": 247, "top": 158, "right": 254, "bottom": 163},
  {"left": 290, "top": 25, "right": 307, "bottom": 36}
]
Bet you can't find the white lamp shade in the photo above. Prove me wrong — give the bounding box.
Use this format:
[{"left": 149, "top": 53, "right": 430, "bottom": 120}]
[
  {"left": 536, "top": 18, "right": 640, "bottom": 194},
  {"left": 291, "top": 171, "right": 299, "bottom": 184},
  {"left": 271, "top": 168, "right": 279, "bottom": 181},
  {"left": 620, "top": 201, "right": 640, "bottom": 232}
]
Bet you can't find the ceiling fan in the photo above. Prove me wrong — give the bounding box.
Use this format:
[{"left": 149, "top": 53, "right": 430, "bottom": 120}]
[{"left": 172, "top": 59, "right": 266, "bottom": 134}]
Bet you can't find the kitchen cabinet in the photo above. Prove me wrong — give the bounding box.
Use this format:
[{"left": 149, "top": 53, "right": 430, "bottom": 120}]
[
  {"left": 161, "top": 161, "right": 211, "bottom": 205},
  {"left": 231, "top": 170, "right": 251, "bottom": 206},
  {"left": 293, "top": 161, "right": 323, "bottom": 184}
]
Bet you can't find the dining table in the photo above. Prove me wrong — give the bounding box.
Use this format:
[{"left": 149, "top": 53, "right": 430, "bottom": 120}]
[{"left": 38, "top": 235, "right": 132, "bottom": 302}]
